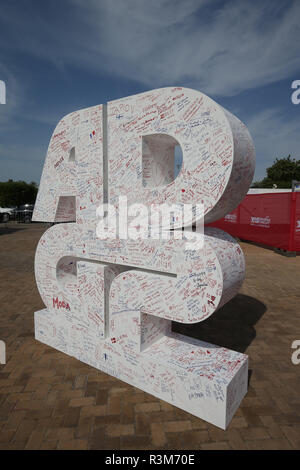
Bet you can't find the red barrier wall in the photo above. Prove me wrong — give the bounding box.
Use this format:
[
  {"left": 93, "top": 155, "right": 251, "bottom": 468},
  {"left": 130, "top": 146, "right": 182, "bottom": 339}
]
[{"left": 207, "top": 192, "right": 300, "bottom": 252}]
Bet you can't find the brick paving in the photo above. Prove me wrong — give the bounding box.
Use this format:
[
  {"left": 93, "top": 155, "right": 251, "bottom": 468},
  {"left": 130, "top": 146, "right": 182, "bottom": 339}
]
[{"left": 0, "top": 223, "right": 299, "bottom": 450}]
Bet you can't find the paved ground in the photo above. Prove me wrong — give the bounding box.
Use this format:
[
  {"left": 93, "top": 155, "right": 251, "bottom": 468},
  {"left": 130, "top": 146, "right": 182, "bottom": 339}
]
[{"left": 0, "top": 223, "right": 299, "bottom": 450}]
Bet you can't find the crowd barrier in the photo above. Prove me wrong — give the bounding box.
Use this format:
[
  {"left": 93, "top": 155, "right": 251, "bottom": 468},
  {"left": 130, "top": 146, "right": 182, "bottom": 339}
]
[{"left": 207, "top": 192, "right": 300, "bottom": 252}]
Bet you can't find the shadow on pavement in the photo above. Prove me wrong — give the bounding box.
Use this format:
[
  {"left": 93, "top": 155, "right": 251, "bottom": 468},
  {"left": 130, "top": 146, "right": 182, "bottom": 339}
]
[
  {"left": 172, "top": 293, "right": 266, "bottom": 354},
  {"left": 0, "top": 226, "right": 26, "bottom": 235}
]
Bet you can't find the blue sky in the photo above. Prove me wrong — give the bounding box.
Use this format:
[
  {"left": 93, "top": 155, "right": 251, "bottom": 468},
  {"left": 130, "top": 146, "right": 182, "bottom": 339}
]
[{"left": 0, "top": 0, "right": 299, "bottom": 184}]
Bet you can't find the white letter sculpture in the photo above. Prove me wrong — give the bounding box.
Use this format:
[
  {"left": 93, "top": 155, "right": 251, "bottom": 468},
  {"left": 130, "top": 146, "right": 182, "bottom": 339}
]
[{"left": 33, "top": 87, "right": 255, "bottom": 429}]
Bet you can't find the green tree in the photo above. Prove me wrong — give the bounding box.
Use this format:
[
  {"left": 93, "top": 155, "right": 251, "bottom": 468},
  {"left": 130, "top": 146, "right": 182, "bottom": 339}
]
[
  {"left": 252, "top": 155, "right": 300, "bottom": 188},
  {"left": 0, "top": 180, "right": 38, "bottom": 207}
]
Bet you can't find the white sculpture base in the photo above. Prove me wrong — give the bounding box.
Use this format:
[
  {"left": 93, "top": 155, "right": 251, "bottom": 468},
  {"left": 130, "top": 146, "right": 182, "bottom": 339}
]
[{"left": 35, "top": 308, "right": 248, "bottom": 430}]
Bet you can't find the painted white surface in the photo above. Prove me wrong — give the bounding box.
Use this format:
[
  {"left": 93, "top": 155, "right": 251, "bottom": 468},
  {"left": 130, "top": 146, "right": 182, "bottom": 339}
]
[{"left": 33, "top": 87, "right": 255, "bottom": 429}]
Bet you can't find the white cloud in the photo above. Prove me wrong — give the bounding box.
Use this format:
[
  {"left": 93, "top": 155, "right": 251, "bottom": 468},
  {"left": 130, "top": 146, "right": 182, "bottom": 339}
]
[
  {"left": 1, "top": 0, "right": 299, "bottom": 97},
  {"left": 0, "top": 0, "right": 299, "bottom": 184},
  {"left": 67, "top": 0, "right": 300, "bottom": 96}
]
